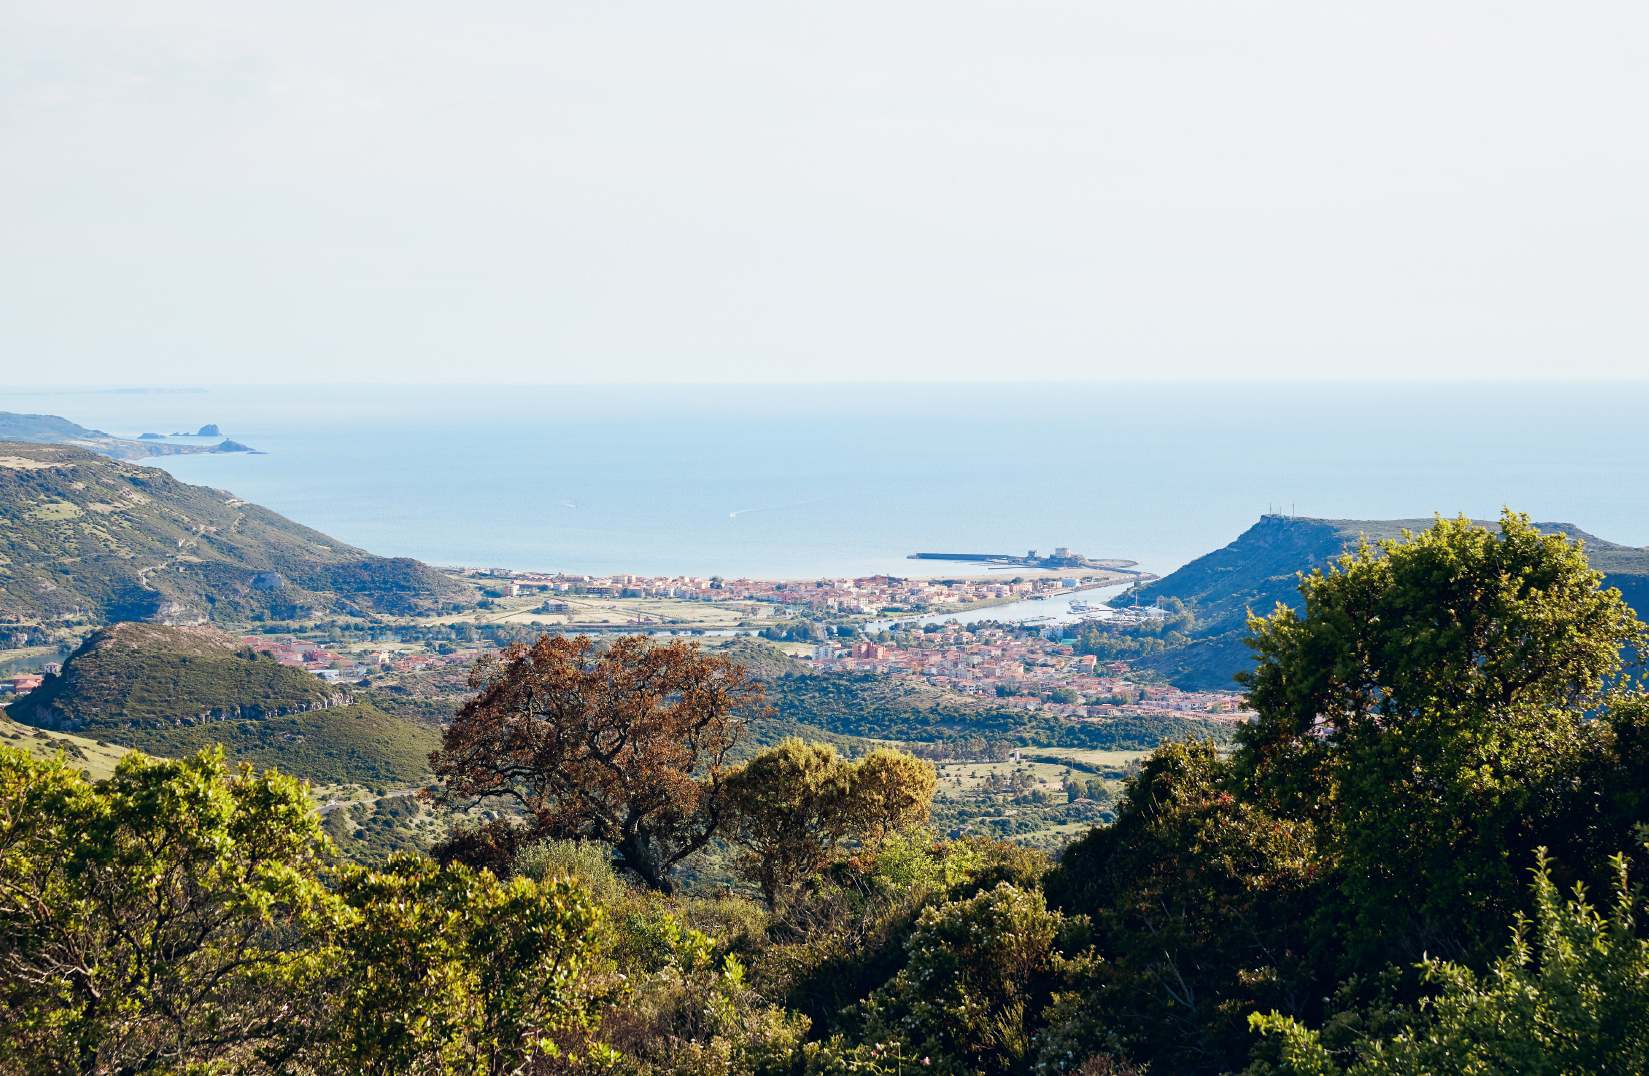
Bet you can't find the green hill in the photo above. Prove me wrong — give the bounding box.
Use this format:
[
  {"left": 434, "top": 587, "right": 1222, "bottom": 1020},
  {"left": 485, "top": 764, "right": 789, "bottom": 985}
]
[
  {"left": 92, "top": 704, "right": 439, "bottom": 789},
  {"left": 1109, "top": 515, "right": 1649, "bottom": 689},
  {"left": 3, "top": 622, "right": 440, "bottom": 788},
  {"left": 6, "top": 622, "right": 347, "bottom": 731},
  {"left": 0, "top": 440, "right": 473, "bottom": 625}
]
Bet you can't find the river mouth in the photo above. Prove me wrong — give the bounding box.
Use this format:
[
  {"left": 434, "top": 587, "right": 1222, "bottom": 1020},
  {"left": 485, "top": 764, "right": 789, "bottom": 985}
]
[{"left": 863, "top": 580, "right": 1133, "bottom": 633}]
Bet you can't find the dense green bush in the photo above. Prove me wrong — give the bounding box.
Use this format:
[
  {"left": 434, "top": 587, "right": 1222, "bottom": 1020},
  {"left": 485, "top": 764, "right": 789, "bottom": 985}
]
[
  {"left": 0, "top": 743, "right": 341, "bottom": 1074},
  {"left": 1251, "top": 850, "right": 1649, "bottom": 1074},
  {"left": 0, "top": 744, "right": 605, "bottom": 1076}
]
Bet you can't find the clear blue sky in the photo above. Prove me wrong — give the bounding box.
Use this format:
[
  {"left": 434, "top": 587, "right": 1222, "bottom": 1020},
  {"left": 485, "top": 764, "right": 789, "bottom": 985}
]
[{"left": 3, "top": 2, "right": 1646, "bottom": 384}]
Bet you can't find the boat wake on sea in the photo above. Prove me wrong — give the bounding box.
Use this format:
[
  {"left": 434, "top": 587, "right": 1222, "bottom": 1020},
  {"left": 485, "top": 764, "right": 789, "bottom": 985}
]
[{"left": 728, "top": 497, "right": 824, "bottom": 519}]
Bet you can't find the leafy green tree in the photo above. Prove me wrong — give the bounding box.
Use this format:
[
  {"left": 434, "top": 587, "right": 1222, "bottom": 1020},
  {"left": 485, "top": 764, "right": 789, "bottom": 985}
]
[
  {"left": 825, "top": 883, "right": 1073, "bottom": 1076},
  {"left": 0, "top": 744, "right": 344, "bottom": 1076},
  {"left": 843, "top": 747, "right": 938, "bottom": 849},
  {"left": 1043, "top": 740, "right": 1322, "bottom": 1071},
  {"left": 1235, "top": 511, "right": 1648, "bottom": 963},
  {"left": 725, "top": 741, "right": 936, "bottom": 909},
  {"left": 1250, "top": 849, "right": 1649, "bottom": 1075},
  {"left": 724, "top": 739, "right": 853, "bottom": 910}
]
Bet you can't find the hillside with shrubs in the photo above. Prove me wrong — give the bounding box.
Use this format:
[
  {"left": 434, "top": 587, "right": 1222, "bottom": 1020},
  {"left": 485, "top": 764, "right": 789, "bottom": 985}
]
[{"left": 5, "top": 512, "right": 1649, "bottom": 1074}]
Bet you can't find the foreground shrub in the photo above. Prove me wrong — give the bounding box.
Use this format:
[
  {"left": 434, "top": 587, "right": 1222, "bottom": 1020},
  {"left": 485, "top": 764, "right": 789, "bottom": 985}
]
[
  {"left": 302, "top": 852, "right": 605, "bottom": 1075},
  {"left": 1251, "top": 849, "right": 1649, "bottom": 1075},
  {"left": 821, "top": 882, "right": 1080, "bottom": 1076},
  {"left": 588, "top": 914, "right": 809, "bottom": 1076},
  {"left": 0, "top": 744, "right": 610, "bottom": 1076},
  {"left": 518, "top": 837, "right": 634, "bottom": 907},
  {"left": 0, "top": 744, "right": 343, "bottom": 1075}
]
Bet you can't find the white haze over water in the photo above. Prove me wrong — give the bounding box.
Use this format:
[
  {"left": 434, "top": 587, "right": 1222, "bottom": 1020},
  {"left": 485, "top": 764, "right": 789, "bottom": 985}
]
[{"left": 4, "top": 382, "right": 1647, "bottom": 581}]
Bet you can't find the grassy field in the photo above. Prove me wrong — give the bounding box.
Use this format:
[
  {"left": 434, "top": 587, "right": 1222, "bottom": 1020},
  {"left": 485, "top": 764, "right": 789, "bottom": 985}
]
[
  {"left": 922, "top": 749, "right": 1147, "bottom": 852},
  {"left": 935, "top": 751, "right": 1145, "bottom": 792},
  {"left": 0, "top": 712, "right": 142, "bottom": 780},
  {"left": 1021, "top": 747, "right": 1157, "bottom": 770},
  {"left": 354, "top": 592, "right": 766, "bottom": 632}
]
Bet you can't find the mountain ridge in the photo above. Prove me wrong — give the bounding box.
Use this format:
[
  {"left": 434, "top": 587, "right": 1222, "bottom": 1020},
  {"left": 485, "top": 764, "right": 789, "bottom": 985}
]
[
  {"left": 1111, "top": 514, "right": 1649, "bottom": 689},
  {"left": 0, "top": 440, "right": 474, "bottom": 626}
]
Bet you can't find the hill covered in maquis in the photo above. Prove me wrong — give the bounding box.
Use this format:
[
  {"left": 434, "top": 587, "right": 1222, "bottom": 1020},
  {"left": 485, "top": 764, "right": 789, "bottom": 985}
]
[
  {"left": 3, "top": 622, "right": 439, "bottom": 788},
  {"left": 0, "top": 440, "right": 474, "bottom": 625},
  {"left": 1107, "top": 513, "right": 1649, "bottom": 689}
]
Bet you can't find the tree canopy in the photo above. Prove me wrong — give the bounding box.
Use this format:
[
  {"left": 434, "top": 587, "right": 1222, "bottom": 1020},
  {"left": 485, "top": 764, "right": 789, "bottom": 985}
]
[
  {"left": 1235, "top": 511, "right": 1648, "bottom": 960},
  {"left": 1043, "top": 513, "right": 1649, "bottom": 1072},
  {"left": 724, "top": 739, "right": 937, "bottom": 908},
  {"left": 429, "top": 634, "right": 770, "bottom": 892},
  {"left": 0, "top": 744, "right": 604, "bottom": 1076}
]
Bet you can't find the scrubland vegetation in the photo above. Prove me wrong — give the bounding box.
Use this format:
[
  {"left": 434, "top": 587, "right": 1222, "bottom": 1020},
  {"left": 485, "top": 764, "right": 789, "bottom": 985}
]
[{"left": 5, "top": 512, "right": 1649, "bottom": 1074}]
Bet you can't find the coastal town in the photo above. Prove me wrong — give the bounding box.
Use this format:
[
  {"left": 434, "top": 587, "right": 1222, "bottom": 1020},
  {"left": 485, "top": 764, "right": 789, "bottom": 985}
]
[
  {"left": 441, "top": 565, "right": 1142, "bottom": 621},
  {"left": 184, "top": 626, "right": 1244, "bottom": 728},
  {"left": 1, "top": 565, "right": 1244, "bottom": 725}
]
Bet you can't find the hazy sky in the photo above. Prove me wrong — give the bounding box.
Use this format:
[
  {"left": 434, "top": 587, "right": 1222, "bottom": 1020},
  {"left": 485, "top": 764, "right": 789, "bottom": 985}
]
[{"left": 3, "top": 2, "right": 1646, "bottom": 384}]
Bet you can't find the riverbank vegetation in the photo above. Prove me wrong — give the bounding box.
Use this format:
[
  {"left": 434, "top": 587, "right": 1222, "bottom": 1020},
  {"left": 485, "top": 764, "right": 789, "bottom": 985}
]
[{"left": 5, "top": 513, "right": 1648, "bottom": 1074}]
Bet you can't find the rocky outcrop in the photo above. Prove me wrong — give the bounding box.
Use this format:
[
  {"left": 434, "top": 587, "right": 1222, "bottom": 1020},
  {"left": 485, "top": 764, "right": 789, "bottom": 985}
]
[
  {"left": 80, "top": 621, "right": 242, "bottom": 656},
  {"left": 147, "top": 601, "right": 211, "bottom": 627}
]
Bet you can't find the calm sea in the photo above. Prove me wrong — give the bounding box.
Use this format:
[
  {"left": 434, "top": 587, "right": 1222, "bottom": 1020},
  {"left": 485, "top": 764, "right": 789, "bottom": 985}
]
[{"left": 4, "top": 382, "right": 1647, "bottom": 581}]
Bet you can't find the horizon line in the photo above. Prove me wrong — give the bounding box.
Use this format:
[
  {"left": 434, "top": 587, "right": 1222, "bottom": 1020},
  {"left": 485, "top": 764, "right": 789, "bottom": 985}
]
[{"left": 9, "top": 376, "right": 1649, "bottom": 392}]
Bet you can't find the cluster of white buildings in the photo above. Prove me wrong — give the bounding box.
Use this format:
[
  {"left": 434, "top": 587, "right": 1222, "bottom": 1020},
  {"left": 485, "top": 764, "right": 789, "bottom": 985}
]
[{"left": 445, "top": 569, "right": 1091, "bottom": 616}]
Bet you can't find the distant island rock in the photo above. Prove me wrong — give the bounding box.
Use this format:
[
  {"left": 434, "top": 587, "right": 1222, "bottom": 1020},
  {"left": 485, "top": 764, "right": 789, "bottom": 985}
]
[
  {"left": 197, "top": 424, "right": 221, "bottom": 437},
  {"left": 0, "top": 412, "right": 261, "bottom": 459}
]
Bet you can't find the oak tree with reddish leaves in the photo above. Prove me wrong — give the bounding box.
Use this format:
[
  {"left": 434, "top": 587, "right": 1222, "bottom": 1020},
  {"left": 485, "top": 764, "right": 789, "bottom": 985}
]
[{"left": 429, "top": 634, "right": 769, "bottom": 892}]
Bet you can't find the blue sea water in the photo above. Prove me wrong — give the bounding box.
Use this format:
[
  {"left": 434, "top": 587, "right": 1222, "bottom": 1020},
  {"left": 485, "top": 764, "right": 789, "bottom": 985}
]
[{"left": 3, "top": 382, "right": 1647, "bottom": 581}]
